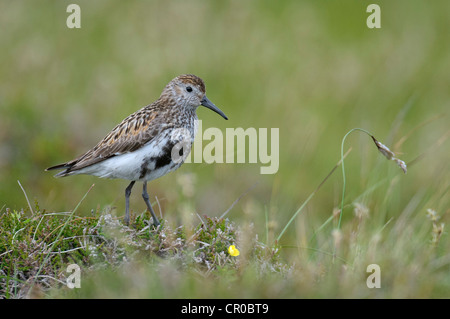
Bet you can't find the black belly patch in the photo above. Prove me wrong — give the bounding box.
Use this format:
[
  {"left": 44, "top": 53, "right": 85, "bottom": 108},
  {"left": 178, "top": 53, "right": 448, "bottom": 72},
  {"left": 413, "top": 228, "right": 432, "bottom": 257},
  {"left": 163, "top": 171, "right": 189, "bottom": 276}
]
[
  {"left": 139, "top": 162, "right": 149, "bottom": 180},
  {"left": 139, "top": 140, "right": 186, "bottom": 179},
  {"left": 154, "top": 152, "right": 172, "bottom": 170}
]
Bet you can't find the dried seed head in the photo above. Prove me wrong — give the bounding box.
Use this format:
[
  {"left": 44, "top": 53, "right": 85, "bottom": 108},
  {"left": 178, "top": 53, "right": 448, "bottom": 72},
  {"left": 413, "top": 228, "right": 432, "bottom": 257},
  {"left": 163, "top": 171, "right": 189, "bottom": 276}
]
[
  {"left": 433, "top": 223, "right": 445, "bottom": 236},
  {"left": 372, "top": 136, "right": 395, "bottom": 160},
  {"left": 432, "top": 222, "right": 445, "bottom": 246},
  {"left": 393, "top": 158, "right": 407, "bottom": 174},
  {"left": 353, "top": 202, "right": 370, "bottom": 219},
  {"left": 426, "top": 208, "right": 440, "bottom": 222},
  {"left": 371, "top": 136, "right": 407, "bottom": 174},
  {"left": 426, "top": 209, "right": 444, "bottom": 246}
]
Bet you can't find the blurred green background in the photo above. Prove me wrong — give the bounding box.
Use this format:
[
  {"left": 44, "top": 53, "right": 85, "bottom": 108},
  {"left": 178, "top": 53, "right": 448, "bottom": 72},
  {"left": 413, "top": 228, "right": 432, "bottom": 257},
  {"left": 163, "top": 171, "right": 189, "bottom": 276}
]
[{"left": 1, "top": 0, "right": 449, "bottom": 244}]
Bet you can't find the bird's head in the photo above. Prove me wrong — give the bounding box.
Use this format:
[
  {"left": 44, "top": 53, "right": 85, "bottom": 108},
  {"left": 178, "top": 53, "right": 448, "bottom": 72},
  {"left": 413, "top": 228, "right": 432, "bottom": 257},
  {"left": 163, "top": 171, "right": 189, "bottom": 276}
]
[{"left": 162, "top": 74, "right": 228, "bottom": 120}]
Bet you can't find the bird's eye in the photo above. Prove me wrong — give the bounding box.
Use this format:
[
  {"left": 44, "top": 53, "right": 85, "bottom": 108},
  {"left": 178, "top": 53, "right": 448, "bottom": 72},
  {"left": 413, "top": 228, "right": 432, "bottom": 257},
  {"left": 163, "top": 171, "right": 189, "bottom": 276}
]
[{"left": 186, "top": 86, "right": 193, "bottom": 93}]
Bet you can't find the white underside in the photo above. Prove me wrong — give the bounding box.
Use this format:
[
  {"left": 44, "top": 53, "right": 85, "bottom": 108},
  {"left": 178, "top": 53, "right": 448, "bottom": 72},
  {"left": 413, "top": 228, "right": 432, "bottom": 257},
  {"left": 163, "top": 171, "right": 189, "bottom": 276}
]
[{"left": 72, "top": 133, "right": 191, "bottom": 181}]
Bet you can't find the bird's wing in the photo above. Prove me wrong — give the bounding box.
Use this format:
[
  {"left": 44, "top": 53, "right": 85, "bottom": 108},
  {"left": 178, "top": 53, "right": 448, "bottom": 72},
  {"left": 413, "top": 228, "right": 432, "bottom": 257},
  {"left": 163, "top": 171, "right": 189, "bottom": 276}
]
[{"left": 47, "top": 106, "right": 173, "bottom": 174}]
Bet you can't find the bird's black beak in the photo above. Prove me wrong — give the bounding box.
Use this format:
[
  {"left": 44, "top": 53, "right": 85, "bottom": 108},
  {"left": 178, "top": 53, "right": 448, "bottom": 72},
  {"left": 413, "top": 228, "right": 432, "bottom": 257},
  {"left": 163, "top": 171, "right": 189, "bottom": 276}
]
[{"left": 201, "top": 95, "right": 228, "bottom": 120}]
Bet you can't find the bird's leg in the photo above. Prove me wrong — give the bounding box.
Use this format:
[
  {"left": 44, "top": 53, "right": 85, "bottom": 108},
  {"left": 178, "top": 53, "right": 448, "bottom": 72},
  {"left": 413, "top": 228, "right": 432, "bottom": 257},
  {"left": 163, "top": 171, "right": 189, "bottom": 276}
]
[
  {"left": 142, "top": 181, "right": 160, "bottom": 227},
  {"left": 124, "top": 181, "right": 135, "bottom": 225}
]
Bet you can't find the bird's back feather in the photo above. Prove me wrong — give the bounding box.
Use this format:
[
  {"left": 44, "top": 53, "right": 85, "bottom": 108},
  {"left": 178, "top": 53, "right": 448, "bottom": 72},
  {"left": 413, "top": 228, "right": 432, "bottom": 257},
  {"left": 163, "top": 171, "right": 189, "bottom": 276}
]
[{"left": 45, "top": 100, "right": 174, "bottom": 176}]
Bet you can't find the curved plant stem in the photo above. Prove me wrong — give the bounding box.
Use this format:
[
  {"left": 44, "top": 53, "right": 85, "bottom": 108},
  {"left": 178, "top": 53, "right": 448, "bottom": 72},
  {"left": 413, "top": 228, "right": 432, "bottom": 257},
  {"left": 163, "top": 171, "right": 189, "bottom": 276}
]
[{"left": 338, "top": 128, "right": 373, "bottom": 231}]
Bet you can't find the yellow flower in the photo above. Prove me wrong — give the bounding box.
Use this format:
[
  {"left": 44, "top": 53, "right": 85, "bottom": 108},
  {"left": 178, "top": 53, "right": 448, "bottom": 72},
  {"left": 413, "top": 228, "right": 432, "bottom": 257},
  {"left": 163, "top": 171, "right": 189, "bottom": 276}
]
[{"left": 228, "top": 245, "right": 240, "bottom": 257}]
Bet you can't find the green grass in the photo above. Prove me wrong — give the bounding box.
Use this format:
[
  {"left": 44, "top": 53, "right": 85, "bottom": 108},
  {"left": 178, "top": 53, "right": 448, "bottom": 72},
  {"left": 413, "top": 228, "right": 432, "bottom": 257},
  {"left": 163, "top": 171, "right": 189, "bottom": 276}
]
[
  {"left": 1, "top": 186, "right": 448, "bottom": 298},
  {"left": 0, "top": 204, "right": 280, "bottom": 298},
  {"left": 1, "top": 0, "right": 449, "bottom": 298}
]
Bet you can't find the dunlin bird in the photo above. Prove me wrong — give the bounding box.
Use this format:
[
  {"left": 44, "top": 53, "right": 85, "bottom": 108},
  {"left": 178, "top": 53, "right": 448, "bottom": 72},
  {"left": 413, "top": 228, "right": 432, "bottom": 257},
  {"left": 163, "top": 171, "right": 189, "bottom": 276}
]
[{"left": 46, "top": 74, "right": 228, "bottom": 226}]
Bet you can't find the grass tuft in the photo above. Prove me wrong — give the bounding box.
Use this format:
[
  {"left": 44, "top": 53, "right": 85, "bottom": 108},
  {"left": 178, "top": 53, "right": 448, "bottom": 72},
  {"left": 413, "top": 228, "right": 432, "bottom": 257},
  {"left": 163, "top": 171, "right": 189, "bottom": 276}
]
[{"left": 0, "top": 203, "right": 284, "bottom": 298}]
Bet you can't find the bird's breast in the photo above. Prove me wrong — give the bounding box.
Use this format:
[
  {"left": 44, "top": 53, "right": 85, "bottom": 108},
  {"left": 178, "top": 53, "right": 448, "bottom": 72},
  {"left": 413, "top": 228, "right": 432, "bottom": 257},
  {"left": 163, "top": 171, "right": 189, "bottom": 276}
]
[{"left": 137, "top": 127, "right": 194, "bottom": 181}]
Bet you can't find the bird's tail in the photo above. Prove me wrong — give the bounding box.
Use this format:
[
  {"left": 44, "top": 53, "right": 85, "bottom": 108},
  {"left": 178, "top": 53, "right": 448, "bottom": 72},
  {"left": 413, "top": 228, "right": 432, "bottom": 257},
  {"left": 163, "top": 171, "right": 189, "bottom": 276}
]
[{"left": 45, "top": 163, "right": 74, "bottom": 177}]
